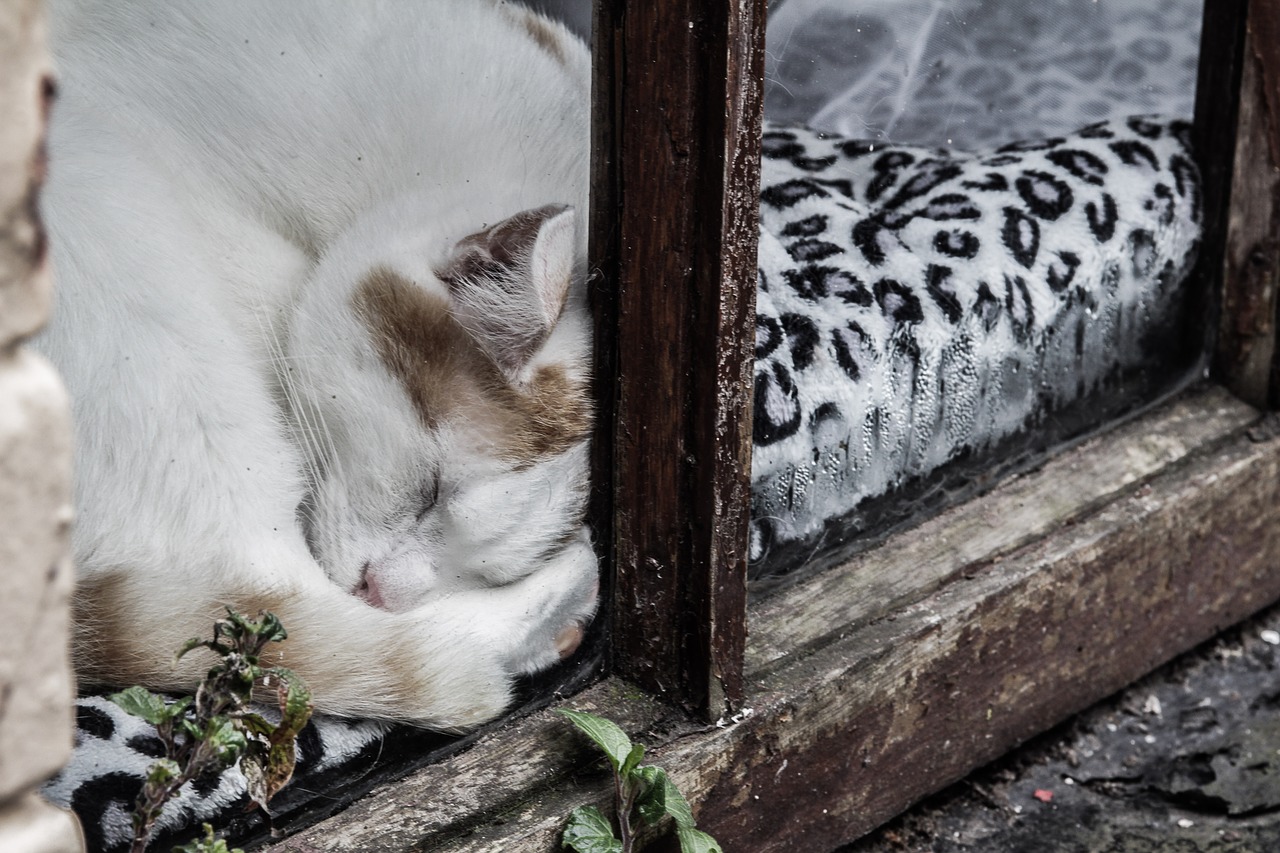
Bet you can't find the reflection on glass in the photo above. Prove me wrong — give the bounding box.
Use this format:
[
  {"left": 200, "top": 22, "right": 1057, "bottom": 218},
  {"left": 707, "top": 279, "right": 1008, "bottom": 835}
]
[
  {"left": 766, "top": 0, "right": 1203, "bottom": 148},
  {"left": 752, "top": 0, "right": 1207, "bottom": 582}
]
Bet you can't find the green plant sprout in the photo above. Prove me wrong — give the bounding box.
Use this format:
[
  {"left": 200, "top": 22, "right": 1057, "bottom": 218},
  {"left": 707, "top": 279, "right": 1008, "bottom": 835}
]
[
  {"left": 171, "top": 823, "right": 238, "bottom": 853},
  {"left": 559, "top": 709, "right": 723, "bottom": 853},
  {"left": 109, "top": 608, "right": 313, "bottom": 853}
]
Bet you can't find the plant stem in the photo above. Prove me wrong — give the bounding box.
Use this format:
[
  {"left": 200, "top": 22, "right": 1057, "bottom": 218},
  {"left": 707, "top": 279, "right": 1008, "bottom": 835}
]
[
  {"left": 615, "top": 771, "right": 636, "bottom": 853},
  {"left": 129, "top": 776, "right": 183, "bottom": 853}
]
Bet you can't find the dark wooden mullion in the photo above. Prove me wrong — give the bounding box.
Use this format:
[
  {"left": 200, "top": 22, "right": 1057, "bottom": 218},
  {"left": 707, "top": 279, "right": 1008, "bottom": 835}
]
[
  {"left": 1203, "top": 0, "right": 1280, "bottom": 408},
  {"left": 1191, "top": 0, "right": 1247, "bottom": 377},
  {"left": 590, "top": 0, "right": 764, "bottom": 719}
]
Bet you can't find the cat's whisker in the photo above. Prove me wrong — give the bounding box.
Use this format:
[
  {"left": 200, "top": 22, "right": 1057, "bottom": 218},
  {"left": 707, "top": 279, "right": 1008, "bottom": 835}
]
[
  {"left": 277, "top": 299, "right": 345, "bottom": 487},
  {"left": 255, "top": 305, "right": 330, "bottom": 495}
]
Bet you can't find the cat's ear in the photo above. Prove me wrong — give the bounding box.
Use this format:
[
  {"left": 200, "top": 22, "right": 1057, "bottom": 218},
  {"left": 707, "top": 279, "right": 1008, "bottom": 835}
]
[{"left": 437, "top": 204, "right": 576, "bottom": 381}]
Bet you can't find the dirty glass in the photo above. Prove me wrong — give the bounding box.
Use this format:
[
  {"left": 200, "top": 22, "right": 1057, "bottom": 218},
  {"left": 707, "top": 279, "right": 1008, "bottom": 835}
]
[{"left": 750, "top": 0, "right": 1208, "bottom": 583}]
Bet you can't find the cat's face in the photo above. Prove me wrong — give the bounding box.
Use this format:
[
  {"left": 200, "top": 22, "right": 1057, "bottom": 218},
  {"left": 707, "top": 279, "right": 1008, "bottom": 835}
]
[{"left": 285, "top": 206, "right": 595, "bottom": 615}]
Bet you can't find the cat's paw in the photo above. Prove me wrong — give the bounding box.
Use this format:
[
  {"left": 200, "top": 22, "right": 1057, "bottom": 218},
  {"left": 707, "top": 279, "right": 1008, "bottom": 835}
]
[
  {"left": 388, "top": 528, "right": 596, "bottom": 729},
  {"left": 439, "top": 528, "right": 598, "bottom": 677}
]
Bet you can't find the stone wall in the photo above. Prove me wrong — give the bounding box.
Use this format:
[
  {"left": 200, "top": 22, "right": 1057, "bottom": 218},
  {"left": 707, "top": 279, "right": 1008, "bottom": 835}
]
[{"left": 0, "top": 1, "right": 84, "bottom": 850}]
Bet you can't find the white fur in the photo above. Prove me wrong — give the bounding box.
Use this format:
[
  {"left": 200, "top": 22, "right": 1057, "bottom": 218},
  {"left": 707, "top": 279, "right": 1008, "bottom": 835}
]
[{"left": 37, "top": 0, "right": 596, "bottom": 729}]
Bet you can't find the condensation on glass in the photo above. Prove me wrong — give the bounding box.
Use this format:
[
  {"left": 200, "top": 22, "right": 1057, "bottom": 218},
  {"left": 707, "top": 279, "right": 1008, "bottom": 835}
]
[{"left": 751, "top": 0, "right": 1208, "bottom": 583}]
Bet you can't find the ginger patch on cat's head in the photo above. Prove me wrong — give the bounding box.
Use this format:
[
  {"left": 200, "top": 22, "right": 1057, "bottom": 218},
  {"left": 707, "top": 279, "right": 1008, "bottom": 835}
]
[{"left": 354, "top": 267, "right": 589, "bottom": 465}]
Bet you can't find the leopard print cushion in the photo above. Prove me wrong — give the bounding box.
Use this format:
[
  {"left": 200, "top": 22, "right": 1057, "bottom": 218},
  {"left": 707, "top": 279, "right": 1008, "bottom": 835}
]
[
  {"left": 43, "top": 114, "right": 1202, "bottom": 849},
  {"left": 749, "top": 114, "right": 1201, "bottom": 575},
  {"left": 41, "top": 696, "right": 388, "bottom": 852}
]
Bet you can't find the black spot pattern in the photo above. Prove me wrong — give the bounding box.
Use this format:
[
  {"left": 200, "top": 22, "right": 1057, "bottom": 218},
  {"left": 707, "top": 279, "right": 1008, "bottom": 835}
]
[
  {"left": 72, "top": 772, "right": 145, "bottom": 853},
  {"left": 1078, "top": 121, "right": 1116, "bottom": 139},
  {"left": 761, "top": 133, "right": 805, "bottom": 160},
  {"left": 962, "top": 172, "right": 1009, "bottom": 192},
  {"left": 866, "top": 151, "right": 917, "bottom": 201},
  {"left": 1046, "top": 251, "right": 1081, "bottom": 293},
  {"left": 754, "top": 363, "right": 801, "bottom": 445},
  {"left": 1016, "top": 170, "right": 1074, "bottom": 220},
  {"left": 1145, "top": 183, "right": 1177, "bottom": 226},
  {"left": 831, "top": 321, "right": 870, "bottom": 381},
  {"left": 814, "top": 177, "right": 856, "bottom": 199},
  {"left": 1001, "top": 206, "right": 1040, "bottom": 268},
  {"left": 1046, "top": 148, "right": 1109, "bottom": 186},
  {"left": 973, "top": 281, "right": 1002, "bottom": 332},
  {"left": 915, "top": 193, "right": 981, "bottom": 222},
  {"left": 1129, "top": 228, "right": 1157, "bottom": 276},
  {"left": 755, "top": 314, "right": 783, "bottom": 359},
  {"left": 192, "top": 767, "right": 229, "bottom": 798},
  {"left": 852, "top": 218, "right": 887, "bottom": 265},
  {"left": 761, "top": 178, "right": 828, "bottom": 209},
  {"left": 810, "top": 401, "right": 842, "bottom": 427},
  {"left": 1003, "top": 274, "right": 1036, "bottom": 340},
  {"left": 1127, "top": 116, "right": 1165, "bottom": 139},
  {"left": 295, "top": 718, "right": 324, "bottom": 770},
  {"left": 787, "top": 238, "right": 843, "bottom": 262},
  {"left": 782, "top": 265, "right": 836, "bottom": 300},
  {"left": 1169, "top": 154, "right": 1201, "bottom": 221},
  {"left": 781, "top": 214, "right": 828, "bottom": 237},
  {"left": 1109, "top": 139, "right": 1159, "bottom": 170},
  {"left": 126, "top": 734, "right": 167, "bottom": 759},
  {"left": 1086, "top": 194, "right": 1118, "bottom": 242},
  {"left": 781, "top": 313, "right": 820, "bottom": 370},
  {"left": 933, "top": 229, "right": 981, "bottom": 259},
  {"left": 826, "top": 270, "right": 873, "bottom": 307},
  {"left": 1169, "top": 119, "right": 1194, "bottom": 151},
  {"left": 76, "top": 704, "right": 116, "bottom": 741},
  {"left": 874, "top": 278, "right": 924, "bottom": 324},
  {"left": 997, "top": 136, "right": 1066, "bottom": 152},
  {"left": 792, "top": 155, "right": 838, "bottom": 172},
  {"left": 839, "top": 139, "right": 879, "bottom": 158},
  {"left": 884, "top": 161, "right": 963, "bottom": 209},
  {"left": 924, "top": 264, "right": 963, "bottom": 323}
]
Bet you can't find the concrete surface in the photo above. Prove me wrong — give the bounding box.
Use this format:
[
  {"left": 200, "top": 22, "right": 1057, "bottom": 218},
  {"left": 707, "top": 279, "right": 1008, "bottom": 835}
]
[{"left": 845, "top": 602, "right": 1280, "bottom": 852}]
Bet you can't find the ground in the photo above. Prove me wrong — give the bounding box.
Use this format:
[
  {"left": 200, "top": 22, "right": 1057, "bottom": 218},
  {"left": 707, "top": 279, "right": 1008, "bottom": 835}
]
[{"left": 843, "top": 601, "right": 1280, "bottom": 852}]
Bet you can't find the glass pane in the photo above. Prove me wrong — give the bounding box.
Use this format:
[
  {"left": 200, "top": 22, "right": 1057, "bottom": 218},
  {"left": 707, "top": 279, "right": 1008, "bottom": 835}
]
[{"left": 752, "top": 0, "right": 1208, "bottom": 585}]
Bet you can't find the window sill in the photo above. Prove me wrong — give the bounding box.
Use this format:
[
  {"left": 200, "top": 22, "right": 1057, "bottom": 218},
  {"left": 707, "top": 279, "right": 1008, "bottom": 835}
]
[{"left": 265, "top": 384, "right": 1280, "bottom": 852}]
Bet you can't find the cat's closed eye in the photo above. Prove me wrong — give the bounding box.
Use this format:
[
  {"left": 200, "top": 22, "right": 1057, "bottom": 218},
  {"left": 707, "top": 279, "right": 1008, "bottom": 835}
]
[{"left": 415, "top": 477, "right": 441, "bottom": 523}]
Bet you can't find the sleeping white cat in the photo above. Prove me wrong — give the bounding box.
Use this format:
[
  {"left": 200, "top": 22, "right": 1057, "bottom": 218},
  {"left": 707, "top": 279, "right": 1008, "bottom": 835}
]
[{"left": 36, "top": 0, "right": 598, "bottom": 730}]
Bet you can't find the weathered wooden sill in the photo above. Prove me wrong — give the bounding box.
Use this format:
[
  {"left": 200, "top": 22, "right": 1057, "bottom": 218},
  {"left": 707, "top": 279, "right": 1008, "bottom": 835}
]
[{"left": 266, "top": 384, "right": 1280, "bottom": 853}]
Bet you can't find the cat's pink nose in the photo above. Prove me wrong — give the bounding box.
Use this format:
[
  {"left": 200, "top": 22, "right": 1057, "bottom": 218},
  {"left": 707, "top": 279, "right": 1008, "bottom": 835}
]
[
  {"left": 355, "top": 564, "right": 386, "bottom": 609},
  {"left": 555, "top": 624, "right": 584, "bottom": 658}
]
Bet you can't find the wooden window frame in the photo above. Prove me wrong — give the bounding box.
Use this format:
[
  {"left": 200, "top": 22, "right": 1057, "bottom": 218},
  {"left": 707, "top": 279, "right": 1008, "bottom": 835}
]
[{"left": 268, "top": 1, "right": 1280, "bottom": 850}]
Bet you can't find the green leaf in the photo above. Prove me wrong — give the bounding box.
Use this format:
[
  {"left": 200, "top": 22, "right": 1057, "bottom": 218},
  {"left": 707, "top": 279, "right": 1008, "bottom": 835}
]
[
  {"left": 236, "top": 713, "right": 275, "bottom": 740},
  {"left": 254, "top": 611, "right": 288, "bottom": 644},
  {"left": 172, "top": 822, "right": 244, "bottom": 853},
  {"left": 635, "top": 766, "right": 694, "bottom": 829},
  {"left": 557, "top": 709, "right": 633, "bottom": 773},
  {"left": 178, "top": 716, "right": 205, "bottom": 743},
  {"left": 176, "top": 635, "right": 211, "bottom": 662},
  {"left": 110, "top": 686, "right": 178, "bottom": 726},
  {"left": 203, "top": 716, "right": 248, "bottom": 764},
  {"left": 145, "top": 757, "right": 182, "bottom": 788},
  {"left": 676, "top": 826, "right": 723, "bottom": 853},
  {"left": 561, "top": 806, "right": 622, "bottom": 853},
  {"left": 619, "top": 742, "right": 645, "bottom": 779},
  {"left": 265, "top": 667, "right": 313, "bottom": 740}
]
